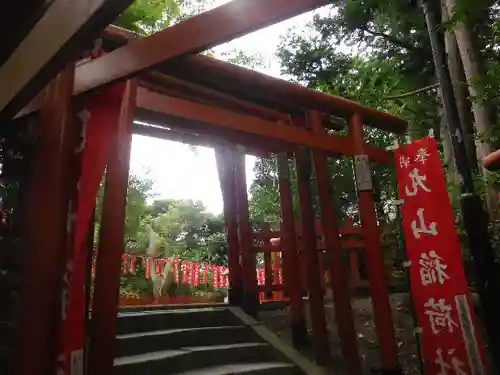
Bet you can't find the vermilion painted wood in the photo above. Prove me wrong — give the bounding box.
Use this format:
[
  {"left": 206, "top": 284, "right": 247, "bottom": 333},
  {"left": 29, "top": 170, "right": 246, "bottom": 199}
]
[
  {"left": 74, "top": 0, "right": 331, "bottom": 95},
  {"left": 262, "top": 223, "right": 274, "bottom": 299},
  {"left": 133, "top": 122, "right": 272, "bottom": 158},
  {"left": 252, "top": 238, "right": 365, "bottom": 252},
  {"left": 79, "top": 24, "right": 407, "bottom": 133},
  {"left": 258, "top": 284, "right": 286, "bottom": 293},
  {"left": 88, "top": 80, "right": 137, "bottom": 375},
  {"left": 295, "top": 146, "right": 330, "bottom": 363},
  {"left": 277, "top": 151, "right": 307, "bottom": 346},
  {"left": 140, "top": 73, "right": 290, "bottom": 122},
  {"left": 483, "top": 149, "right": 500, "bottom": 170},
  {"left": 215, "top": 148, "right": 242, "bottom": 302},
  {"left": 252, "top": 219, "right": 365, "bottom": 240},
  {"left": 162, "top": 54, "right": 407, "bottom": 134},
  {"left": 136, "top": 88, "right": 393, "bottom": 164},
  {"left": 16, "top": 21, "right": 407, "bottom": 135},
  {"left": 14, "top": 65, "right": 77, "bottom": 375},
  {"left": 234, "top": 151, "right": 258, "bottom": 310},
  {"left": 0, "top": 0, "right": 133, "bottom": 122},
  {"left": 349, "top": 114, "right": 400, "bottom": 370},
  {"left": 309, "top": 110, "right": 362, "bottom": 375},
  {"left": 134, "top": 104, "right": 295, "bottom": 157}
]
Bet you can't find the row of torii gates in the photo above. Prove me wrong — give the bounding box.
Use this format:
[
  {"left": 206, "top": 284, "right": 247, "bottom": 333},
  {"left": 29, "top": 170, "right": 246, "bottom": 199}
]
[{"left": 2, "top": 1, "right": 409, "bottom": 375}]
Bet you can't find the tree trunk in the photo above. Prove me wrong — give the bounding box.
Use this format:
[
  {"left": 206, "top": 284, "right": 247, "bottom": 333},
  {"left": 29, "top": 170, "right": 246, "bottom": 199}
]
[
  {"left": 437, "top": 88, "right": 458, "bottom": 184},
  {"left": 445, "top": 0, "right": 498, "bottom": 217},
  {"left": 441, "top": 0, "right": 478, "bottom": 173}
]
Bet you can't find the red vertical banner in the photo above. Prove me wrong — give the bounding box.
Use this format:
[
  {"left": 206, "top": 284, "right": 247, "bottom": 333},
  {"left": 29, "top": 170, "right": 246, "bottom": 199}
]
[{"left": 395, "top": 136, "right": 487, "bottom": 375}]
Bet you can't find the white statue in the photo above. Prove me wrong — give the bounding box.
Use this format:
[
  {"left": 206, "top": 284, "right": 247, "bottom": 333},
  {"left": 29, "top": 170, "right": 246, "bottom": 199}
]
[{"left": 145, "top": 224, "right": 174, "bottom": 303}]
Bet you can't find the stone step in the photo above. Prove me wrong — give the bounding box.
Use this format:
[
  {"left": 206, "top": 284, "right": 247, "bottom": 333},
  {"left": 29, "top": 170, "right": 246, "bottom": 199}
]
[
  {"left": 115, "top": 325, "right": 263, "bottom": 357},
  {"left": 119, "top": 303, "right": 226, "bottom": 313},
  {"left": 114, "top": 343, "right": 283, "bottom": 375},
  {"left": 116, "top": 307, "right": 241, "bottom": 335},
  {"left": 174, "top": 362, "right": 299, "bottom": 375}
]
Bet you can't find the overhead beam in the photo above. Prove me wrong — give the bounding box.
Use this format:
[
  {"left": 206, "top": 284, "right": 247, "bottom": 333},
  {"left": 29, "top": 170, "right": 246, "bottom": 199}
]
[
  {"left": 133, "top": 123, "right": 271, "bottom": 158},
  {"left": 135, "top": 109, "right": 296, "bottom": 156},
  {"left": 0, "top": 0, "right": 49, "bottom": 66},
  {"left": 87, "top": 24, "right": 407, "bottom": 134},
  {"left": 0, "top": 0, "right": 134, "bottom": 122},
  {"left": 73, "top": 0, "right": 331, "bottom": 95},
  {"left": 160, "top": 55, "right": 408, "bottom": 134},
  {"left": 139, "top": 72, "right": 291, "bottom": 122},
  {"left": 136, "top": 88, "right": 392, "bottom": 164}
]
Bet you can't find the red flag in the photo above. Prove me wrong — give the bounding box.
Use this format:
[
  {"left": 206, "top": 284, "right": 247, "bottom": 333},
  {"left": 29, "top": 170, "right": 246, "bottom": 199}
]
[
  {"left": 395, "top": 137, "right": 488, "bottom": 375},
  {"left": 144, "top": 258, "right": 151, "bottom": 280},
  {"left": 193, "top": 263, "right": 201, "bottom": 287},
  {"left": 173, "top": 259, "right": 181, "bottom": 283},
  {"left": 129, "top": 256, "right": 137, "bottom": 274}
]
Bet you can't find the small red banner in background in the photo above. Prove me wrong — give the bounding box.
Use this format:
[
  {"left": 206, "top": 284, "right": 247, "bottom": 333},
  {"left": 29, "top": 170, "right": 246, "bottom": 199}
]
[{"left": 395, "top": 136, "right": 487, "bottom": 375}]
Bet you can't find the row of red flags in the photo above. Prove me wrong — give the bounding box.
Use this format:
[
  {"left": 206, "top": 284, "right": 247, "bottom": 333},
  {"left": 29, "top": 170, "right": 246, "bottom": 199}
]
[{"left": 119, "top": 254, "right": 283, "bottom": 289}]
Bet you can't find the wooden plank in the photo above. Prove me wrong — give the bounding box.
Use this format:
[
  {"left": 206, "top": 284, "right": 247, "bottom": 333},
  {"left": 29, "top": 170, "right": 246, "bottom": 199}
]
[
  {"left": 234, "top": 151, "right": 259, "bottom": 315},
  {"left": 0, "top": 0, "right": 134, "bottom": 122},
  {"left": 88, "top": 80, "right": 137, "bottom": 375},
  {"left": 253, "top": 238, "right": 364, "bottom": 253},
  {"left": 133, "top": 123, "right": 271, "bottom": 158},
  {"left": 140, "top": 73, "right": 290, "bottom": 122},
  {"left": 484, "top": 149, "right": 500, "bottom": 171},
  {"left": 349, "top": 114, "right": 400, "bottom": 369},
  {"left": 161, "top": 55, "right": 408, "bottom": 134},
  {"left": 136, "top": 88, "right": 393, "bottom": 163},
  {"left": 258, "top": 284, "right": 285, "bottom": 292},
  {"left": 98, "top": 24, "right": 407, "bottom": 133},
  {"left": 74, "top": 0, "right": 330, "bottom": 95},
  {"left": 309, "top": 110, "right": 362, "bottom": 375},
  {"left": 0, "top": 0, "right": 48, "bottom": 66},
  {"left": 14, "top": 65, "right": 77, "bottom": 375},
  {"left": 295, "top": 146, "right": 329, "bottom": 363}
]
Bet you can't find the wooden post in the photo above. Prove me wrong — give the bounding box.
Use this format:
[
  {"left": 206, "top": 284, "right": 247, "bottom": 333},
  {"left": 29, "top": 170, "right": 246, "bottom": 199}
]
[
  {"left": 277, "top": 151, "right": 308, "bottom": 349},
  {"left": 215, "top": 147, "right": 242, "bottom": 305},
  {"left": 87, "top": 80, "right": 137, "bottom": 375},
  {"left": 234, "top": 148, "right": 259, "bottom": 316},
  {"left": 349, "top": 114, "right": 400, "bottom": 373},
  {"left": 14, "top": 65, "right": 77, "bottom": 375},
  {"left": 263, "top": 223, "right": 274, "bottom": 299},
  {"left": 295, "top": 147, "right": 330, "bottom": 364},
  {"left": 308, "top": 110, "right": 362, "bottom": 375},
  {"left": 349, "top": 250, "right": 361, "bottom": 289}
]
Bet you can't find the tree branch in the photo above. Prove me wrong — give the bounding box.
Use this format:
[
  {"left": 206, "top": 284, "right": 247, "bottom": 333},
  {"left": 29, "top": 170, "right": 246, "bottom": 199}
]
[
  {"left": 362, "top": 27, "right": 420, "bottom": 51},
  {"left": 383, "top": 83, "right": 439, "bottom": 100}
]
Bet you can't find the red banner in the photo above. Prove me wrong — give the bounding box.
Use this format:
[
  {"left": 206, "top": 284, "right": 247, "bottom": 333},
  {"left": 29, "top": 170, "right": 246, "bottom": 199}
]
[{"left": 395, "top": 136, "right": 487, "bottom": 375}]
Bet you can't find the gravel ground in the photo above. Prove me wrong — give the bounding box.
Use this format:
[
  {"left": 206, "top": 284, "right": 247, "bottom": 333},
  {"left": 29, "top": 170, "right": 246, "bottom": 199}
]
[{"left": 258, "top": 293, "right": 422, "bottom": 375}]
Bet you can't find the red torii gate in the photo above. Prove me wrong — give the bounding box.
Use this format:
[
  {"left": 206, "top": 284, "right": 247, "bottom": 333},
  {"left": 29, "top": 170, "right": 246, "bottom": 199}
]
[{"left": 3, "top": 2, "right": 409, "bottom": 375}]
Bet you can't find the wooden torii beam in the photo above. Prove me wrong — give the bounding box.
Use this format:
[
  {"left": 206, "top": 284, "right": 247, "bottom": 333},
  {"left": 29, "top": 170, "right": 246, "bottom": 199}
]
[
  {"left": 95, "top": 24, "right": 408, "bottom": 133},
  {"left": 160, "top": 55, "right": 407, "bottom": 133},
  {"left": 0, "top": 0, "right": 134, "bottom": 122},
  {"left": 133, "top": 122, "right": 279, "bottom": 158},
  {"left": 484, "top": 149, "right": 500, "bottom": 171},
  {"left": 74, "top": 0, "right": 331, "bottom": 95},
  {"left": 136, "top": 88, "right": 393, "bottom": 163}
]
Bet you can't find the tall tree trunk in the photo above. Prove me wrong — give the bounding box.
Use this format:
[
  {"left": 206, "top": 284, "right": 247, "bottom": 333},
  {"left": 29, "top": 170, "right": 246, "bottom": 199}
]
[
  {"left": 445, "top": 0, "right": 498, "bottom": 217},
  {"left": 441, "top": 0, "right": 478, "bottom": 173},
  {"left": 437, "top": 88, "right": 458, "bottom": 184}
]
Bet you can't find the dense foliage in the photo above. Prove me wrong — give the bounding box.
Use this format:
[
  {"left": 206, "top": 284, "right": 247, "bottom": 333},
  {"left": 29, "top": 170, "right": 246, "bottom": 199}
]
[{"left": 97, "top": 174, "right": 228, "bottom": 298}]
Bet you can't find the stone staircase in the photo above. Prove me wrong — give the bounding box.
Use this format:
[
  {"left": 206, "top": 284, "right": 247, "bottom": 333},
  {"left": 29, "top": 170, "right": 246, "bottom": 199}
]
[{"left": 113, "top": 306, "right": 320, "bottom": 375}]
